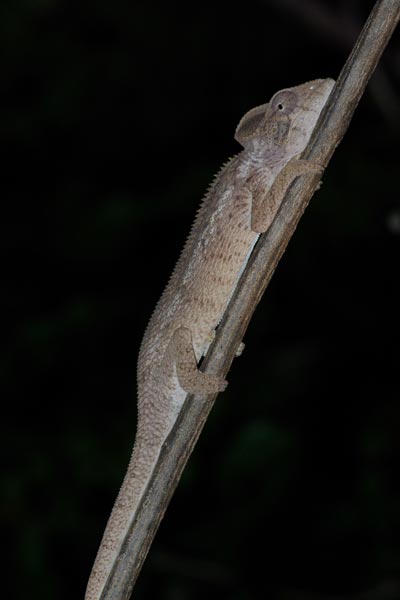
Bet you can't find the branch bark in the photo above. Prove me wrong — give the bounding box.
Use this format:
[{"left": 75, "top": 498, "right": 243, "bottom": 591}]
[
  {"left": 269, "top": 0, "right": 400, "bottom": 125},
  {"left": 101, "top": 1, "right": 400, "bottom": 598}
]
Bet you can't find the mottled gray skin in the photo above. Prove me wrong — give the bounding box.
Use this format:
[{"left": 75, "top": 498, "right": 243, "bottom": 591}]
[{"left": 85, "top": 78, "right": 334, "bottom": 600}]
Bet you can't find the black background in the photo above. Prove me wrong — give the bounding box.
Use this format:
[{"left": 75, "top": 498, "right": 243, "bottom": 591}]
[{"left": 2, "top": 1, "right": 400, "bottom": 599}]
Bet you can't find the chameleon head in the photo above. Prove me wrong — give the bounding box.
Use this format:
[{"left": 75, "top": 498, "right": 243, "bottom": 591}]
[{"left": 235, "top": 78, "right": 335, "bottom": 156}]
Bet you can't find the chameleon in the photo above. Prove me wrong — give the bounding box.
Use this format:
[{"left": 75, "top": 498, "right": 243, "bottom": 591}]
[{"left": 85, "top": 77, "right": 335, "bottom": 600}]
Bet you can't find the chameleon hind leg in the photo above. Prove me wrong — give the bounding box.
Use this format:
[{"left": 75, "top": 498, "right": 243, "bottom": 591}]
[{"left": 166, "top": 326, "right": 228, "bottom": 394}]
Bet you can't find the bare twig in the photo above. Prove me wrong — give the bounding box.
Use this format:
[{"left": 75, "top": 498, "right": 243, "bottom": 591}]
[
  {"left": 268, "top": 0, "right": 400, "bottom": 125},
  {"left": 101, "top": 1, "right": 400, "bottom": 598}
]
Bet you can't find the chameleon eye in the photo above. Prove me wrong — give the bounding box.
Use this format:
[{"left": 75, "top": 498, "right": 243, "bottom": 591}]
[{"left": 272, "top": 90, "right": 297, "bottom": 114}]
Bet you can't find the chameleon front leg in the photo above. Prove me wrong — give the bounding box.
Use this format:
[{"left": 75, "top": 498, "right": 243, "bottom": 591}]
[
  {"left": 251, "top": 157, "right": 323, "bottom": 234},
  {"left": 167, "top": 326, "right": 228, "bottom": 393}
]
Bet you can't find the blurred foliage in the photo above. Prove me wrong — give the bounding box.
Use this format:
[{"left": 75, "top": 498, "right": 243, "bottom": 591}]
[{"left": 1, "top": 0, "right": 400, "bottom": 599}]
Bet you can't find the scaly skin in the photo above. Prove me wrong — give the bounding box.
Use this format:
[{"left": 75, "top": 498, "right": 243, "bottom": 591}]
[{"left": 85, "top": 78, "right": 334, "bottom": 600}]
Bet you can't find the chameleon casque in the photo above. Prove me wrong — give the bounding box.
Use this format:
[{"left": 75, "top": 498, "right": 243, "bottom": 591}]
[{"left": 85, "top": 78, "right": 334, "bottom": 600}]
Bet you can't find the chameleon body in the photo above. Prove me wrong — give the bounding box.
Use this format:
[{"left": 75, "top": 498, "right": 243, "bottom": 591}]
[{"left": 85, "top": 78, "right": 334, "bottom": 600}]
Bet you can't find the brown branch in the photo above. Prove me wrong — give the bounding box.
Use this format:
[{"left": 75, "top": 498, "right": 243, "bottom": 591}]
[
  {"left": 100, "top": 1, "right": 400, "bottom": 598},
  {"left": 269, "top": 0, "right": 400, "bottom": 125}
]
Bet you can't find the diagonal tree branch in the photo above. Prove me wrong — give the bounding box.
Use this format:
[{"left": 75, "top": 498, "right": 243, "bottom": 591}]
[
  {"left": 269, "top": 0, "right": 400, "bottom": 125},
  {"left": 101, "top": 1, "right": 400, "bottom": 598}
]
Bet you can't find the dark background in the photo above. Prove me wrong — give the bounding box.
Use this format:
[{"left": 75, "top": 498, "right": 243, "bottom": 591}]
[{"left": 2, "top": 0, "right": 400, "bottom": 599}]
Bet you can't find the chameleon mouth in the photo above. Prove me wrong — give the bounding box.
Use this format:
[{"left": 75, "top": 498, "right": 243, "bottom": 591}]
[{"left": 294, "top": 79, "right": 335, "bottom": 123}]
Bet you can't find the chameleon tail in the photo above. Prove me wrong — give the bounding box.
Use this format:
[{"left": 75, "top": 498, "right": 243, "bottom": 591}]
[{"left": 84, "top": 435, "right": 161, "bottom": 600}]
